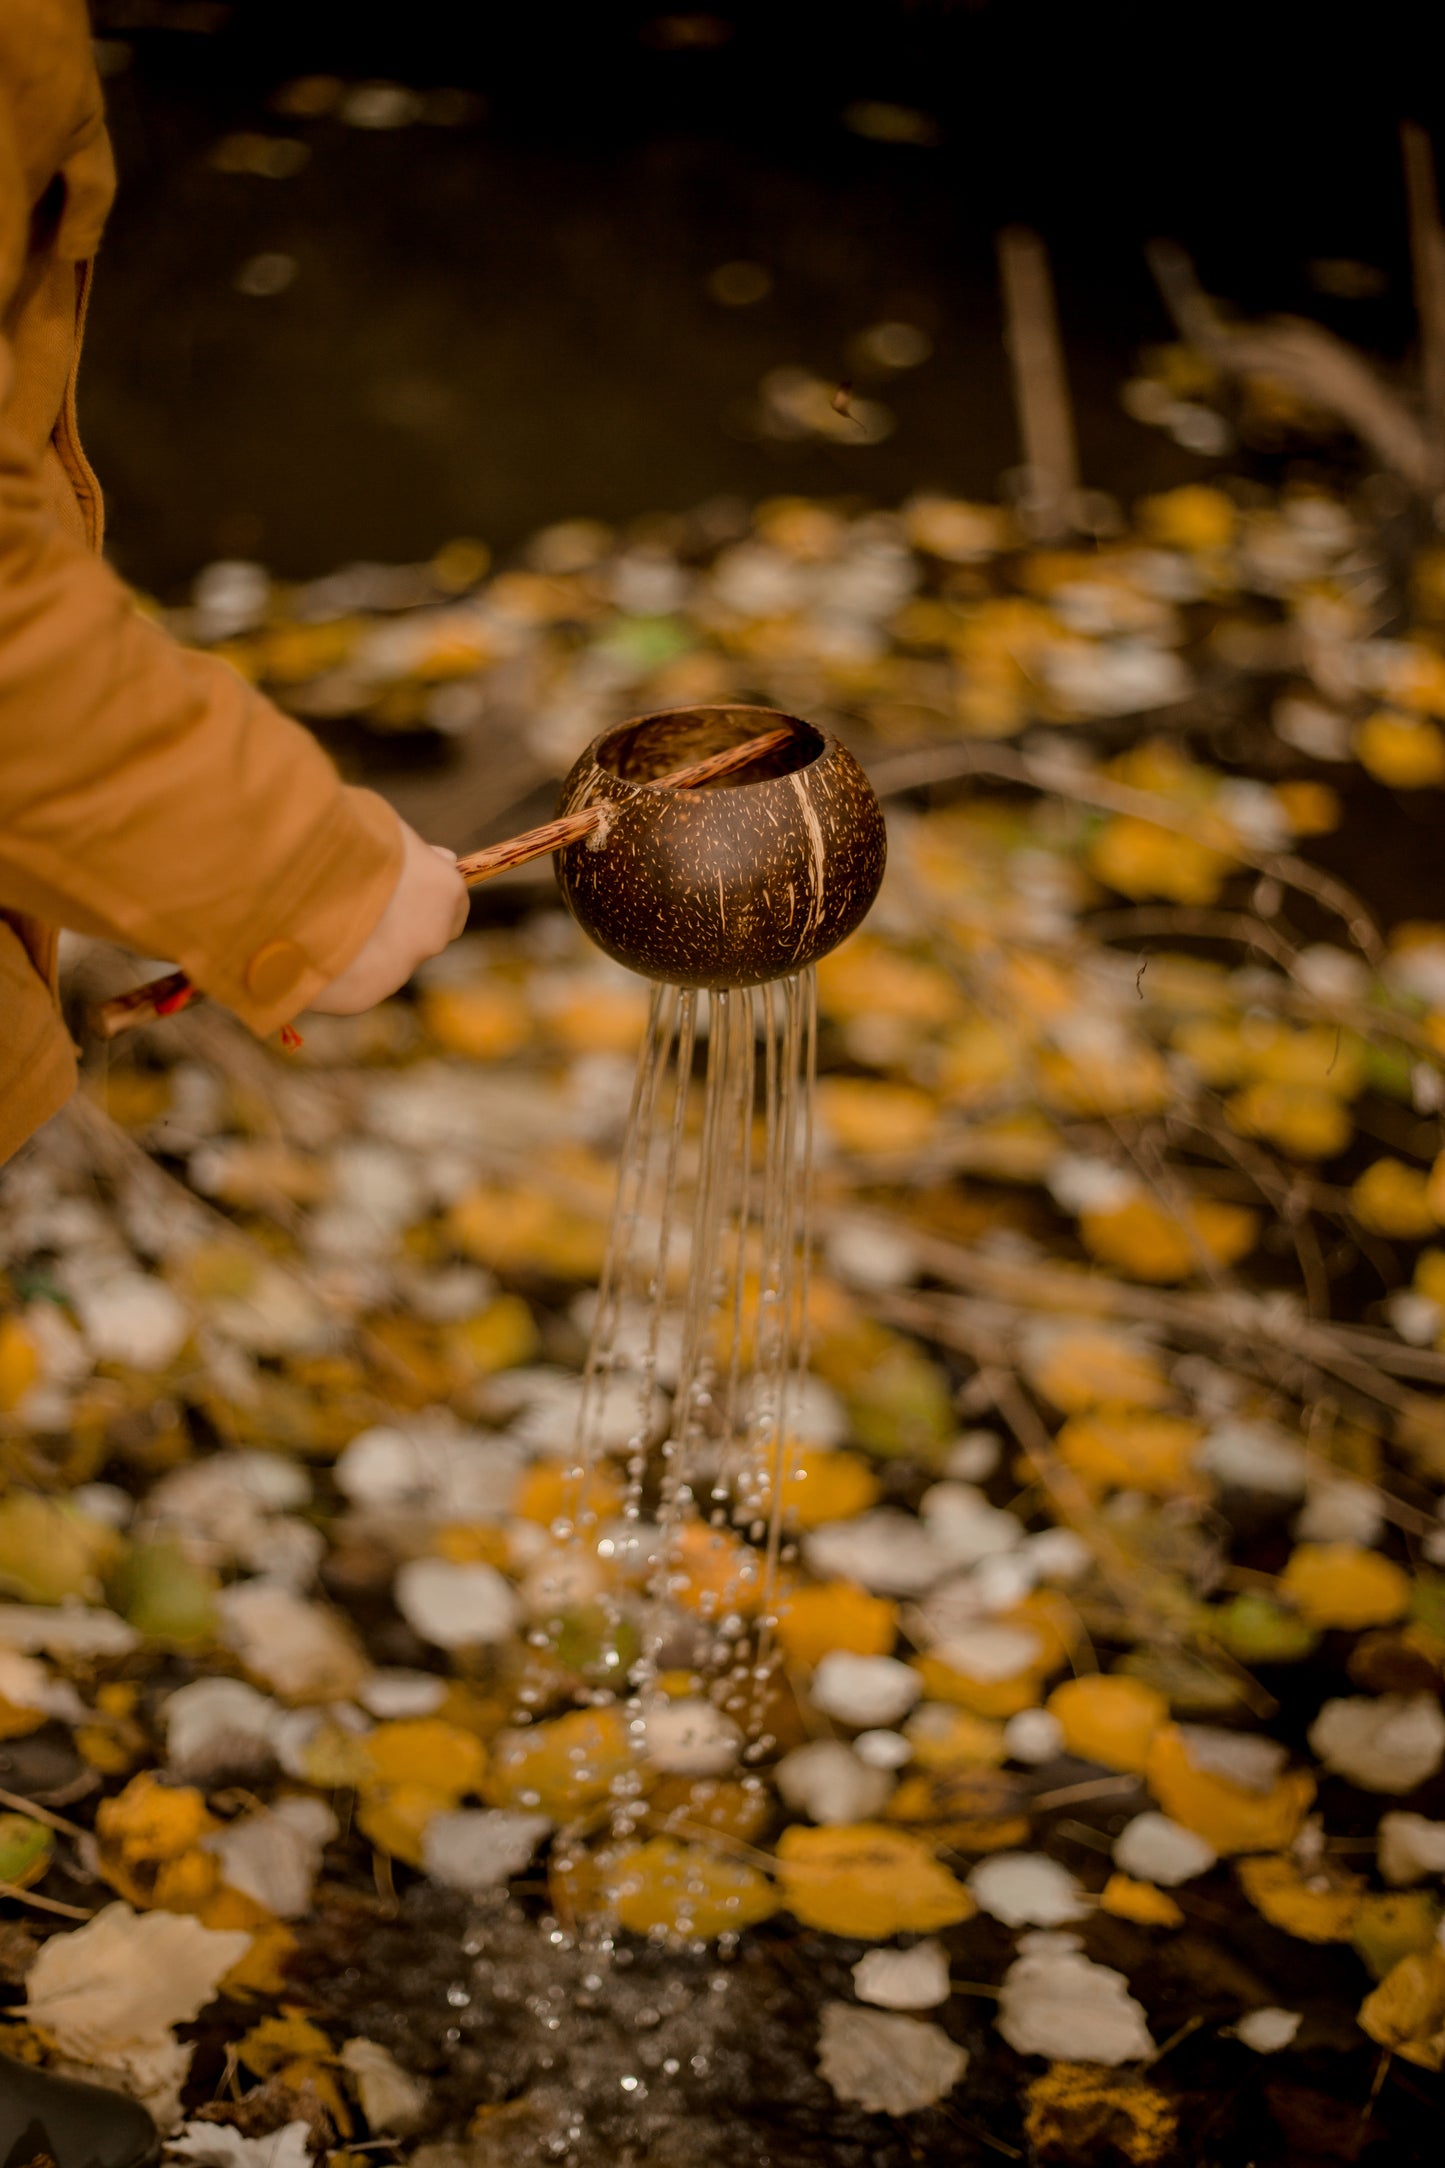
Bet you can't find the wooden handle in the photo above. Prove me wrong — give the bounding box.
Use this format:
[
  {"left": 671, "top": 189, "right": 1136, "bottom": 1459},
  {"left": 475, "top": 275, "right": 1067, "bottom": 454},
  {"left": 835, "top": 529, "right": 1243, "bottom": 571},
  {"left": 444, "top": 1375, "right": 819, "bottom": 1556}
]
[{"left": 91, "top": 725, "right": 793, "bottom": 1041}]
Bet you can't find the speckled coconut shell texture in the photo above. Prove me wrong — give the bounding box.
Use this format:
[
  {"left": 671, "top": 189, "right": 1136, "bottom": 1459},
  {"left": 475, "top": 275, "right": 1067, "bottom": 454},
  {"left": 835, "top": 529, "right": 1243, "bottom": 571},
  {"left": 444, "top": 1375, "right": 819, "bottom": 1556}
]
[{"left": 554, "top": 706, "right": 887, "bottom": 989}]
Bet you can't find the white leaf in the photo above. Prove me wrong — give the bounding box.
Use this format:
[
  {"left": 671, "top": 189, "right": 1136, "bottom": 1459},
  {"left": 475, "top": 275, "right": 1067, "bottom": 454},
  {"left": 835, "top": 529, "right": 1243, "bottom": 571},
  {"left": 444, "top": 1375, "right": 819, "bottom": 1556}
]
[
  {"left": 423, "top": 1808, "right": 551, "bottom": 1892},
  {"left": 73, "top": 1273, "right": 190, "bottom": 1370},
  {"left": 825, "top": 1216, "right": 920, "bottom": 1290},
  {"left": 1175, "top": 1726, "right": 1287, "bottom": 1795},
  {"left": 163, "top": 1676, "right": 282, "bottom": 1782},
  {"left": 340, "top": 2037, "right": 428, "bottom": 2134},
  {"left": 206, "top": 1798, "right": 336, "bottom": 1919},
  {"left": 0, "top": 1602, "right": 139, "bottom": 1657},
  {"left": 997, "top": 1932, "right": 1154, "bottom": 2064},
  {"left": 0, "top": 1646, "right": 86, "bottom": 1722},
  {"left": 1295, "top": 1480, "right": 1384, "bottom": 1548},
  {"left": 1234, "top": 2007, "right": 1302, "bottom": 2054},
  {"left": 394, "top": 1558, "right": 519, "bottom": 1648},
  {"left": 335, "top": 1418, "right": 522, "bottom": 1519},
  {"left": 852, "top": 1728, "right": 913, "bottom": 1771},
  {"left": 927, "top": 1625, "right": 1042, "bottom": 1685},
  {"left": 518, "top": 1544, "right": 606, "bottom": 1621},
  {"left": 1194, "top": 1421, "right": 1307, "bottom": 1498},
  {"left": 167, "top": 2123, "right": 312, "bottom": 2167},
  {"left": 1309, "top": 1695, "right": 1445, "bottom": 1794},
  {"left": 776, "top": 1740, "right": 894, "bottom": 1824},
  {"left": 360, "top": 1668, "right": 450, "bottom": 1718},
  {"left": 217, "top": 1581, "right": 366, "bottom": 1701},
  {"left": 817, "top": 2001, "right": 967, "bottom": 2115},
  {"left": 809, "top": 1652, "right": 922, "bottom": 1729},
  {"left": 969, "top": 1853, "right": 1090, "bottom": 1929},
  {"left": 852, "top": 1941, "right": 951, "bottom": 2011},
  {"left": 919, "top": 1483, "right": 1022, "bottom": 1566},
  {"left": 805, "top": 1508, "right": 950, "bottom": 1595},
  {"left": 1378, "top": 1811, "right": 1445, "bottom": 1886},
  {"left": 1113, "top": 1813, "right": 1216, "bottom": 1887},
  {"left": 1004, "top": 1709, "right": 1065, "bottom": 1765},
  {"left": 27, "top": 1904, "right": 250, "bottom": 2074},
  {"left": 641, "top": 1698, "right": 741, "bottom": 1776},
  {"left": 944, "top": 1432, "right": 1002, "bottom": 1481},
  {"left": 206, "top": 1261, "right": 330, "bottom": 1358}
]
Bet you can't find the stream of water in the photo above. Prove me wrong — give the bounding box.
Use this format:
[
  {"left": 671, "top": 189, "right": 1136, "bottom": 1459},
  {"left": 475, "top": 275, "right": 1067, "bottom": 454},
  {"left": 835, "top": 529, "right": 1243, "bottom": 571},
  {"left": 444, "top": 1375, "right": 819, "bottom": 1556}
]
[{"left": 532, "top": 968, "right": 818, "bottom": 1922}]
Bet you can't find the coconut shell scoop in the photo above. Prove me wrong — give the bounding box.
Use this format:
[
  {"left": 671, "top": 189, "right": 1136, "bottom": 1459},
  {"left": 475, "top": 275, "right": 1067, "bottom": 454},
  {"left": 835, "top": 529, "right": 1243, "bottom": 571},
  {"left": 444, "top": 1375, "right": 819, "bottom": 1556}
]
[
  {"left": 554, "top": 705, "right": 886, "bottom": 989},
  {"left": 93, "top": 707, "right": 884, "bottom": 1037}
]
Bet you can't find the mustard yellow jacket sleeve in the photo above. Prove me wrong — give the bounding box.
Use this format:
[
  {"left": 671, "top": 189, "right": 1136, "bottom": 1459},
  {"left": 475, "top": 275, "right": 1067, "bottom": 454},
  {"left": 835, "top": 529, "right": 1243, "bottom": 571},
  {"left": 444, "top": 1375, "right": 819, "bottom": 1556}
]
[
  {"left": 0, "top": 416, "right": 405, "bottom": 1036},
  {"left": 0, "top": 12, "right": 405, "bottom": 1044}
]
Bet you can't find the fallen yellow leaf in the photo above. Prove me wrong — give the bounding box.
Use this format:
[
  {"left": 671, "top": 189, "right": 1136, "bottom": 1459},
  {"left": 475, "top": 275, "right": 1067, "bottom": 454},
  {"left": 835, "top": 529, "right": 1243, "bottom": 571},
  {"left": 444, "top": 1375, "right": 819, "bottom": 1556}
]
[
  {"left": 1351, "top": 1159, "right": 1436, "bottom": 1240},
  {"left": 582, "top": 1835, "right": 776, "bottom": 1939},
  {"left": 486, "top": 1707, "right": 642, "bottom": 1818},
  {"left": 1099, "top": 1873, "right": 1183, "bottom": 1928},
  {"left": 1355, "top": 710, "right": 1445, "bottom": 789},
  {"left": 775, "top": 1822, "right": 975, "bottom": 1938},
  {"left": 1055, "top": 1411, "right": 1205, "bottom": 1498},
  {"left": 1236, "top": 1853, "right": 1362, "bottom": 1941},
  {"left": 1048, "top": 1674, "right": 1169, "bottom": 1774},
  {"left": 1359, "top": 1945, "right": 1445, "bottom": 2069},
  {"left": 1078, "top": 1195, "right": 1258, "bottom": 1283},
  {"left": 1145, "top": 1726, "right": 1314, "bottom": 1855},
  {"left": 1278, "top": 1543, "right": 1409, "bottom": 1631},
  {"left": 774, "top": 1580, "right": 898, "bottom": 1666},
  {"left": 361, "top": 1719, "right": 488, "bottom": 1799}
]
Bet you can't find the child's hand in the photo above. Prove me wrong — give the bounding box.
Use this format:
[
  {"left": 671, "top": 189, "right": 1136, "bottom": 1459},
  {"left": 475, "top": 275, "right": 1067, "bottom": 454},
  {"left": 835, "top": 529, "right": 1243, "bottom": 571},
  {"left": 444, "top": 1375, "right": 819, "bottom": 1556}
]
[{"left": 310, "top": 817, "right": 468, "bottom": 1015}]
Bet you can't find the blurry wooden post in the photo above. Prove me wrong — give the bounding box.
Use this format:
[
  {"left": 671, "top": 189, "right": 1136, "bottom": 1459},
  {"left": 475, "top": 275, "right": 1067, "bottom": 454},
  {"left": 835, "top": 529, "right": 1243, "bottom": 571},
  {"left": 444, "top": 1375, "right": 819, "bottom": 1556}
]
[
  {"left": 997, "top": 225, "right": 1080, "bottom": 543},
  {"left": 1402, "top": 121, "right": 1445, "bottom": 464}
]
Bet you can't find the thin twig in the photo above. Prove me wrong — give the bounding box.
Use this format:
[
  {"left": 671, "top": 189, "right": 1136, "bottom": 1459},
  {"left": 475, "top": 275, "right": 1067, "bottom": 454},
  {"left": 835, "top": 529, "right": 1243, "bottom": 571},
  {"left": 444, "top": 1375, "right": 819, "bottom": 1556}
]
[
  {"left": 872, "top": 1279, "right": 1438, "bottom": 1542},
  {"left": 1031, "top": 1775, "right": 1141, "bottom": 1812},
  {"left": 0, "top": 1879, "right": 93, "bottom": 1920},
  {"left": 1143, "top": 2013, "right": 1205, "bottom": 2070},
  {"left": 1147, "top": 237, "right": 1440, "bottom": 492},
  {"left": 0, "top": 1787, "right": 86, "bottom": 1841}
]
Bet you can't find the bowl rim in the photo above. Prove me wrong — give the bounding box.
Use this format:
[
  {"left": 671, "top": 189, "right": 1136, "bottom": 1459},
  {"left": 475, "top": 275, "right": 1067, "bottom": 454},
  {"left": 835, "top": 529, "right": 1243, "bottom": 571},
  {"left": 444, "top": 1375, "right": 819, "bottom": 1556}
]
[{"left": 588, "top": 704, "right": 833, "bottom": 797}]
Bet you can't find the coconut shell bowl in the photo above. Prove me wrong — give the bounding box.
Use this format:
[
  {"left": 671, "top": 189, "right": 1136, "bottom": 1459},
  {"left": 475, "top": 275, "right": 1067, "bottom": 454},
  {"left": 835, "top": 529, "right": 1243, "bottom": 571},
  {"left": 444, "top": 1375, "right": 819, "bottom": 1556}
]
[{"left": 553, "top": 705, "right": 887, "bottom": 990}]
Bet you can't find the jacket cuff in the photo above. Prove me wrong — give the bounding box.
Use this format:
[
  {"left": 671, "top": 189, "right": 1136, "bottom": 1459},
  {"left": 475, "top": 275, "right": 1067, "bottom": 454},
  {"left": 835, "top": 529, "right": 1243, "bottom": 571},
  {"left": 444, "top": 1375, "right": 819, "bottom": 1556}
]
[{"left": 192, "top": 784, "right": 403, "bottom": 1036}]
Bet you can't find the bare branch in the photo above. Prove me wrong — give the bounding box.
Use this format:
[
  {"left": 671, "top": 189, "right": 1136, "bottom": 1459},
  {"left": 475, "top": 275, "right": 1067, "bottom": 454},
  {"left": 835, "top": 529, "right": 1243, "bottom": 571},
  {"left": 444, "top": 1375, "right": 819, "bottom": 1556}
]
[{"left": 1147, "top": 237, "right": 1441, "bottom": 492}]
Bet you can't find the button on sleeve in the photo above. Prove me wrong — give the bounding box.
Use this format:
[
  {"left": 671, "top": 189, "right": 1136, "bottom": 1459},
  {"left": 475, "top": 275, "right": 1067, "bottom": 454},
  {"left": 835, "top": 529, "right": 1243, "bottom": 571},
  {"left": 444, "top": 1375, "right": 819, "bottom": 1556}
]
[{"left": 244, "top": 937, "right": 310, "bottom": 1006}]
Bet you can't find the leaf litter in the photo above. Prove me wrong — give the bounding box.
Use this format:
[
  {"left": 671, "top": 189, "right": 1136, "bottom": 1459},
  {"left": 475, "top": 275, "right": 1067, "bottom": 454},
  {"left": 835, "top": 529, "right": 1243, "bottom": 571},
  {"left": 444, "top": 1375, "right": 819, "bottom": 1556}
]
[{"left": 5, "top": 353, "right": 1445, "bottom": 2163}]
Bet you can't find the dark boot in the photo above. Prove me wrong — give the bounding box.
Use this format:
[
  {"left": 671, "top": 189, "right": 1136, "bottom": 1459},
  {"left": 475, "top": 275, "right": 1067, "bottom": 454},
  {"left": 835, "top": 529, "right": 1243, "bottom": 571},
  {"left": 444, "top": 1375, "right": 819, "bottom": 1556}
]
[{"left": 0, "top": 2055, "right": 160, "bottom": 2168}]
